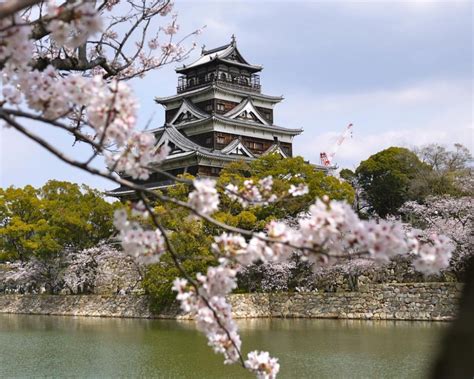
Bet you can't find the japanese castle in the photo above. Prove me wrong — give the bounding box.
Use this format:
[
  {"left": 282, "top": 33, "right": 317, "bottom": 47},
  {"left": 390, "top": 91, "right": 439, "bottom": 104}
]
[{"left": 110, "top": 36, "right": 320, "bottom": 197}]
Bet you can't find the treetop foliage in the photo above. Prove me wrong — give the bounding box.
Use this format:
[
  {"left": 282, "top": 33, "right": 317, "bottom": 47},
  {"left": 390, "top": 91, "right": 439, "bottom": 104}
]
[
  {"left": 217, "top": 154, "right": 355, "bottom": 224},
  {"left": 355, "top": 147, "right": 429, "bottom": 217},
  {"left": 0, "top": 180, "right": 119, "bottom": 261},
  {"left": 351, "top": 144, "right": 472, "bottom": 217}
]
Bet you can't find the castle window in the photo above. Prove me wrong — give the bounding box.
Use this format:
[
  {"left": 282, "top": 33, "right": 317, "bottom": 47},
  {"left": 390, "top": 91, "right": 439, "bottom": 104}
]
[
  {"left": 216, "top": 103, "right": 225, "bottom": 112},
  {"left": 211, "top": 167, "right": 220, "bottom": 175},
  {"left": 205, "top": 104, "right": 212, "bottom": 112},
  {"left": 217, "top": 136, "right": 225, "bottom": 144},
  {"left": 247, "top": 141, "right": 263, "bottom": 150}
]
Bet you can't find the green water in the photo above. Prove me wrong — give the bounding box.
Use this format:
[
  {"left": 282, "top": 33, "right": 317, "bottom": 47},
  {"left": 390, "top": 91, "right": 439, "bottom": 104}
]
[{"left": 0, "top": 314, "right": 446, "bottom": 378}]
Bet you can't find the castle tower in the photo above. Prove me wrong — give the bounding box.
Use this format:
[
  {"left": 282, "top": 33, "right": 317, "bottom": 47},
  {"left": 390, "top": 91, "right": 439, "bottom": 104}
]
[{"left": 110, "top": 37, "right": 304, "bottom": 196}]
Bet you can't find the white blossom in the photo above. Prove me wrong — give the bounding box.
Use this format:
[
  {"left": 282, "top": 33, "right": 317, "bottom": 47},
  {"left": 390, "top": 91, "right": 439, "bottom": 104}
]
[
  {"left": 224, "top": 176, "right": 277, "bottom": 207},
  {"left": 188, "top": 178, "right": 220, "bottom": 216},
  {"left": 173, "top": 260, "right": 242, "bottom": 366},
  {"left": 245, "top": 351, "right": 280, "bottom": 379},
  {"left": 212, "top": 233, "right": 251, "bottom": 265},
  {"left": 412, "top": 235, "right": 454, "bottom": 275},
  {"left": 288, "top": 183, "right": 309, "bottom": 197},
  {"left": 47, "top": 2, "right": 103, "bottom": 49},
  {"left": 113, "top": 209, "right": 165, "bottom": 264}
]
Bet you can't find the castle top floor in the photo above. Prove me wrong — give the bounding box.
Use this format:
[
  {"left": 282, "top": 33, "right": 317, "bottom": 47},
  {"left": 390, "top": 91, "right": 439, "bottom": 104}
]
[{"left": 175, "top": 35, "right": 263, "bottom": 94}]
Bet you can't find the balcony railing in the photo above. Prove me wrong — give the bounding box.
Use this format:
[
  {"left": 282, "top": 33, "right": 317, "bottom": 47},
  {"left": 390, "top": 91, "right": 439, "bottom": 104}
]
[{"left": 177, "top": 75, "right": 261, "bottom": 94}]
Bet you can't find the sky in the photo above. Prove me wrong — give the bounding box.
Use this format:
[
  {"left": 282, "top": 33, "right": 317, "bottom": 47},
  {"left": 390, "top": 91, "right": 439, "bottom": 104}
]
[{"left": 1, "top": 0, "right": 472, "bottom": 191}]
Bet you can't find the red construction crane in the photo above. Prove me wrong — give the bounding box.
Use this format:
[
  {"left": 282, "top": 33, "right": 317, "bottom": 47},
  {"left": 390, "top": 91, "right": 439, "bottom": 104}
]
[{"left": 320, "top": 123, "right": 353, "bottom": 167}]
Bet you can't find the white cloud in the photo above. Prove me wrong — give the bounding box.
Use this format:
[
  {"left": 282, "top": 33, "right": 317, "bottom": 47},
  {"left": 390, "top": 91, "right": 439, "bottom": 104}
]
[{"left": 285, "top": 79, "right": 473, "bottom": 168}]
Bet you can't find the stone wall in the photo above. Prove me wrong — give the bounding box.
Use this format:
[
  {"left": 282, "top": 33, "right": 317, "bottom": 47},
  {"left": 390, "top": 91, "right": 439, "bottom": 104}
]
[
  {"left": 0, "top": 282, "right": 462, "bottom": 321},
  {"left": 229, "top": 282, "right": 462, "bottom": 321},
  {"left": 0, "top": 294, "right": 155, "bottom": 318}
]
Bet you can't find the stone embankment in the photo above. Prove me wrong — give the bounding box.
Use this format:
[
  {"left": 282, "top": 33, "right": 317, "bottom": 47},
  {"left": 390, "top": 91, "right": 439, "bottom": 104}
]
[
  {"left": 0, "top": 282, "right": 462, "bottom": 321},
  {"left": 230, "top": 282, "right": 462, "bottom": 321}
]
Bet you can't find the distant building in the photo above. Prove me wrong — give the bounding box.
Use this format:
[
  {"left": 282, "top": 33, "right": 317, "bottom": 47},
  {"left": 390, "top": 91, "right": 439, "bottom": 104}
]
[{"left": 109, "top": 36, "right": 325, "bottom": 197}]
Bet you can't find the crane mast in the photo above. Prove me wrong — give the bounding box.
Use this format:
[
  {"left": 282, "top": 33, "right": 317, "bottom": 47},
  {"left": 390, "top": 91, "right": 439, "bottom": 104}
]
[{"left": 320, "top": 123, "right": 353, "bottom": 167}]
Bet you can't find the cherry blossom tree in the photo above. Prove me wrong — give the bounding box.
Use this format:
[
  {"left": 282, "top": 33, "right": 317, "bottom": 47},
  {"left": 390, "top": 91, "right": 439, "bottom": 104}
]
[
  {"left": 400, "top": 196, "right": 473, "bottom": 277},
  {"left": 4, "top": 251, "right": 68, "bottom": 293},
  {"left": 63, "top": 243, "right": 140, "bottom": 294},
  {"left": 0, "top": 2, "right": 456, "bottom": 378},
  {"left": 3, "top": 243, "right": 132, "bottom": 294}
]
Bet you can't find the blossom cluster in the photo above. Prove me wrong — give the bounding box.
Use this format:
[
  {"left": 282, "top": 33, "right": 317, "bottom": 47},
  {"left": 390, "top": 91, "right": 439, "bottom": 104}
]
[
  {"left": 163, "top": 14, "right": 180, "bottom": 35},
  {"left": 0, "top": 5, "right": 173, "bottom": 180},
  {"left": 412, "top": 234, "right": 454, "bottom": 275},
  {"left": 288, "top": 183, "right": 309, "bottom": 197},
  {"left": 188, "top": 178, "right": 220, "bottom": 216},
  {"left": 224, "top": 176, "right": 309, "bottom": 208},
  {"left": 225, "top": 176, "right": 278, "bottom": 207},
  {"left": 47, "top": 2, "right": 103, "bottom": 49},
  {"left": 172, "top": 259, "right": 279, "bottom": 378},
  {"left": 5, "top": 61, "right": 163, "bottom": 179},
  {"left": 245, "top": 351, "right": 280, "bottom": 379},
  {"left": 0, "top": 15, "right": 33, "bottom": 74},
  {"left": 172, "top": 262, "right": 241, "bottom": 364},
  {"left": 3, "top": 57, "right": 164, "bottom": 181},
  {"left": 113, "top": 209, "right": 165, "bottom": 264},
  {"left": 211, "top": 197, "right": 454, "bottom": 275}
]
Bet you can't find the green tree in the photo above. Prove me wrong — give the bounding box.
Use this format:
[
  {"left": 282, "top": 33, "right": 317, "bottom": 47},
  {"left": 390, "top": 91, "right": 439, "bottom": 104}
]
[
  {"left": 0, "top": 181, "right": 119, "bottom": 261},
  {"left": 142, "top": 218, "right": 215, "bottom": 312},
  {"left": 355, "top": 147, "right": 430, "bottom": 217},
  {"left": 142, "top": 178, "right": 216, "bottom": 311},
  {"left": 142, "top": 154, "right": 354, "bottom": 308},
  {"left": 217, "top": 154, "right": 354, "bottom": 228}
]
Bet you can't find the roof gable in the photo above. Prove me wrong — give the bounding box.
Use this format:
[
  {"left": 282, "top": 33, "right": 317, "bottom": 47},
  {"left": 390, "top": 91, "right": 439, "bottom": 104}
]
[
  {"left": 219, "top": 45, "right": 249, "bottom": 65},
  {"left": 154, "top": 125, "right": 206, "bottom": 155},
  {"left": 176, "top": 37, "right": 262, "bottom": 73},
  {"left": 220, "top": 139, "right": 255, "bottom": 157},
  {"left": 262, "top": 144, "right": 288, "bottom": 158},
  {"left": 169, "top": 99, "right": 209, "bottom": 125},
  {"left": 224, "top": 97, "right": 270, "bottom": 125}
]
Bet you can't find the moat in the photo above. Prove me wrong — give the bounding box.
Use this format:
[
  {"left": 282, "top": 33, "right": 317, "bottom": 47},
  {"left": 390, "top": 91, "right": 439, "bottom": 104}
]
[{"left": 0, "top": 314, "right": 446, "bottom": 378}]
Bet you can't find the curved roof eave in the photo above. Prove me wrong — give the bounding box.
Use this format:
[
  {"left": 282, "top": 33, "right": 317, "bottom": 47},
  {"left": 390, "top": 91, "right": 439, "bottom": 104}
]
[
  {"left": 212, "top": 115, "right": 303, "bottom": 135},
  {"left": 196, "top": 151, "right": 254, "bottom": 162},
  {"left": 154, "top": 83, "right": 283, "bottom": 105},
  {"left": 175, "top": 42, "right": 262, "bottom": 73}
]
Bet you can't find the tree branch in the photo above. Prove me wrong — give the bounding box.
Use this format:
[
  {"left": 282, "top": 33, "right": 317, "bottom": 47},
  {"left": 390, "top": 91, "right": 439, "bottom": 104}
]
[{"left": 0, "top": 0, "right": 42, "bottom": 19}]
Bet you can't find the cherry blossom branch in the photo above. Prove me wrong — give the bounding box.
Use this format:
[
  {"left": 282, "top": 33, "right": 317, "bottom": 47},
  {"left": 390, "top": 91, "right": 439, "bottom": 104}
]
[
  {"left": 0, "top": 0, "right": 42, "bottom": 18},
  {"left": 138, "top": 192, "right": 247, "bottom": 367},
  {"left": 0, "top": 3, "right": 455, "bottom": 376},
  {"left": 0, "top": 108, "right": 101, "bottom": 148}
]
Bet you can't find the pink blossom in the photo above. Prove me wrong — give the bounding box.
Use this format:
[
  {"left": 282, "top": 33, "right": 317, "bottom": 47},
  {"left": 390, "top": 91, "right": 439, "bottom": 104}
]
[
  {"left": 288, "top": 183, "right": 309, "bottom": 197},
  {"left": 245, "top": 351, "right": 280, "bottom": 379},
  {"left": 188, "top": 178, "right": 220, "bottom": 216}
]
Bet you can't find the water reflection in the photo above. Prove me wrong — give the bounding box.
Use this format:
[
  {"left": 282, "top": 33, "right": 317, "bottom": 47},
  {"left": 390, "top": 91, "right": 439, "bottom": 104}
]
[{"left": 0, "top": 314, "right": 446, "bottom": 378}]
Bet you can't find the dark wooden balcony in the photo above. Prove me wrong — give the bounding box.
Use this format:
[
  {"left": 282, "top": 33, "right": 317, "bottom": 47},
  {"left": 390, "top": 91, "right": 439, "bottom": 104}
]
[{"left": 177, "top": 75, "right": 261, "bottom": 94}]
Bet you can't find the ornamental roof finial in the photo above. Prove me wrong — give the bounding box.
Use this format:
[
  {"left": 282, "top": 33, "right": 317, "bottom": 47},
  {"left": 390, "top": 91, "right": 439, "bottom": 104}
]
[
  {"left": 231, "top": 34, "right": 236, "bottom": 45},
  {"left": 201, "top": 44, "right": 206, "bottom": 54}
]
